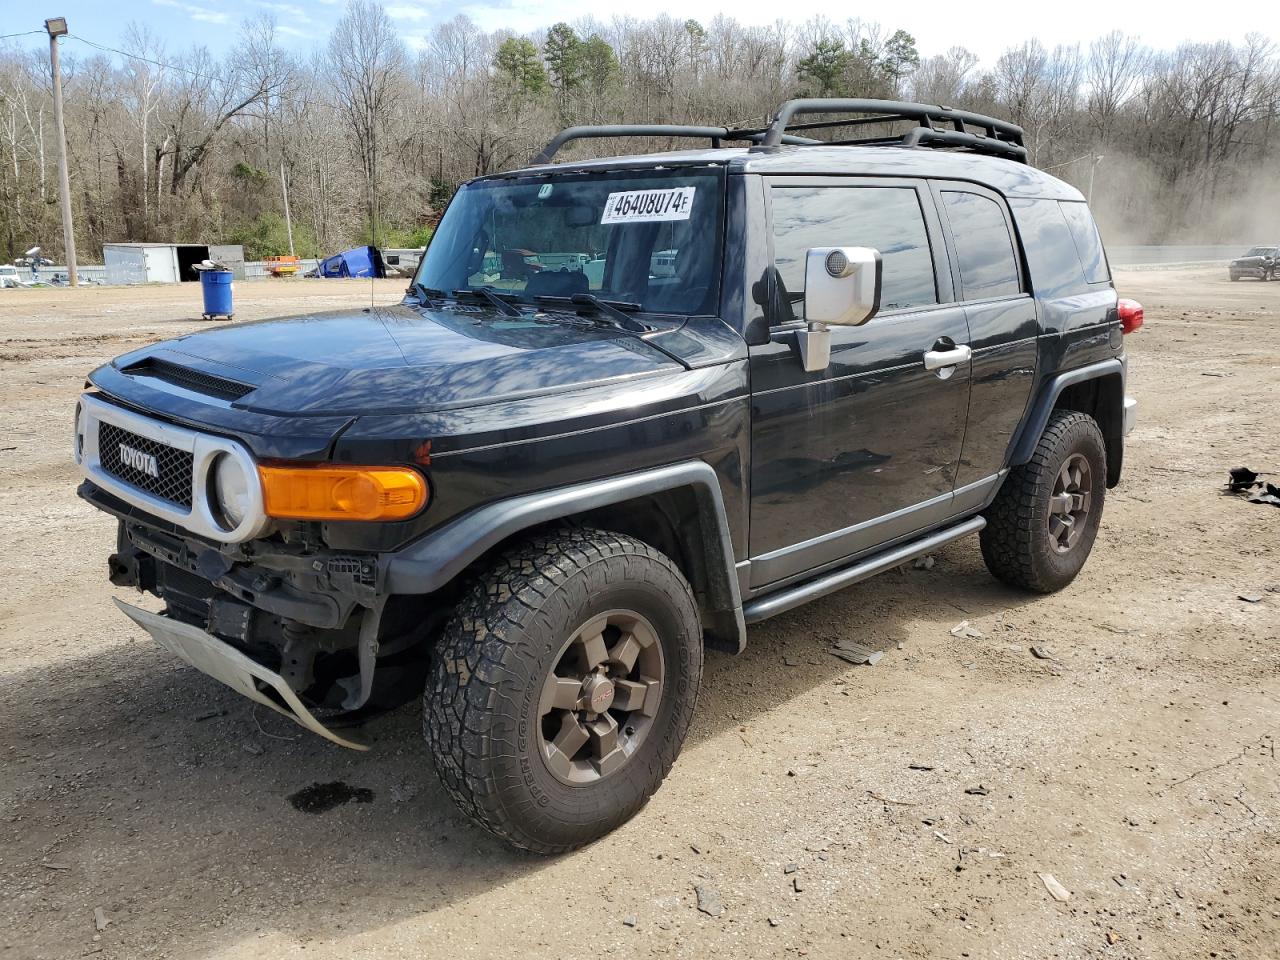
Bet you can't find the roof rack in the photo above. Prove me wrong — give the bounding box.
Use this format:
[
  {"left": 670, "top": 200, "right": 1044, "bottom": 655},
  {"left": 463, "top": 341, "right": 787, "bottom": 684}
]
[
  {"left": 746, "top": 98, "right": 1028, "bottom": 162},
  {"left": 530, "top": 124, "right": 817, "bottom": 164},
  {"left": 531, "top": 98, "right": 1027, "bottom": 166}
]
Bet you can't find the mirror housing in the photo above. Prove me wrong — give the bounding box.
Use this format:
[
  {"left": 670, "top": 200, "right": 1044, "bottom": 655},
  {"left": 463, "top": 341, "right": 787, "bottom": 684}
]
[
  {"left": 795, "top": 246, "right": 882, "bottom": 372},
  {"left": 804, "top": 246, "right": 882, "bottom": 327}
]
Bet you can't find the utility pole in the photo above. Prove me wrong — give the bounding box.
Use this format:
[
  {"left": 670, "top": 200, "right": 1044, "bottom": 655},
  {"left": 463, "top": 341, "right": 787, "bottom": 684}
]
[
  {"left": 45, "top": 17, "right": 77, "bottom": 287},
  {"left": 1088, "top": 155, "right": 1105, "bottom": 205},
  {"left": 279, "top": 159, "right": 295, "bottom": 257}
]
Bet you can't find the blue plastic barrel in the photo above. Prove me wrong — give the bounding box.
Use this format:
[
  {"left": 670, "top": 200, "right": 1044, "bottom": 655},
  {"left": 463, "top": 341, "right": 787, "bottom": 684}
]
[{"left": 200, "top": 270, "right": 234, "bottom": 319}]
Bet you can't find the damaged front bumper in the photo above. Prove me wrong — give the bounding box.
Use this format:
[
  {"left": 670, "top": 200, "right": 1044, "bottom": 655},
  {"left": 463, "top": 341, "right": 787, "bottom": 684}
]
[{"left": 115, "top": 598, "right": 368, "bottom": 750}]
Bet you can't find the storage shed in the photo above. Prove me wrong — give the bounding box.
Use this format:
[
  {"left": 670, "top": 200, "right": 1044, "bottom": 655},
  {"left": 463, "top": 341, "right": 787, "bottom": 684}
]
[{"left": 102, "top": 243, "right": 245, "bottom": 284}]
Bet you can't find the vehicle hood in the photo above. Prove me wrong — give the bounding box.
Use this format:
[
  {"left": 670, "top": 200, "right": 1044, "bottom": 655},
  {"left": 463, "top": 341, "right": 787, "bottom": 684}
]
[
  {"left": 1232, "top": 255, "right": 1270, "bottom": 266},
  {"left": 103, "top": 303, "right": 685, "bottom": 417}
]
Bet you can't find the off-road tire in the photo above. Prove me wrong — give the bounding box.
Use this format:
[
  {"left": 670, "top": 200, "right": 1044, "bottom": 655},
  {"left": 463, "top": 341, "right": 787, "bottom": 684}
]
[
  {"left": 423, "top": 527, "right": 703, "bottom": 854},
  {"left": 981, "top": 410, "right": 1107, "bottom": 593}
]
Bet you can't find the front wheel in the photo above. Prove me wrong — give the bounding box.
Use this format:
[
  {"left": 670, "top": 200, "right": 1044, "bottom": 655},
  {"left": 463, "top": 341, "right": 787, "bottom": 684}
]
[
  {"left": 981, "top": 410, "right": 1107, "bottom": 593},
  {"left": 424, "top": 527, "right": 703, "bottom": 854}
]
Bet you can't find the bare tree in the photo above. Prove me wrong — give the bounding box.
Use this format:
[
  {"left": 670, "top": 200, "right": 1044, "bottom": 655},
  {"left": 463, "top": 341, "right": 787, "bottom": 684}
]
[
  {"left": 1086, "top": 31, "right": 1146, "bottom": 142},
  {"left": 327, "top": 0, "right": 406, "bottom": 242}
]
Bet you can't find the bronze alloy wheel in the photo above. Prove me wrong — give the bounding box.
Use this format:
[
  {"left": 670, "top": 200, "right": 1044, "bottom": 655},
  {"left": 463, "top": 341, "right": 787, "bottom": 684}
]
[
  {"left": 1047, "top": 452, "right": 1092, "bottom": 553},
  {"left": 981, "top": 410, "right": 1106, "bottom": 593},
  {"left": 425, "top": 527, "right": 703, "bottom": 853},
  {"left": 538, "top": 610, "right": 665, "bottom": 785}
]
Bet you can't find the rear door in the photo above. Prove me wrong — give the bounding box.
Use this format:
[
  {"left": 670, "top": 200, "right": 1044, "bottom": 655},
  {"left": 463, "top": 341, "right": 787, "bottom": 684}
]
[
  {"left": 933, "top": 183, "right": 1039, "bottom": 501},
  {"left": 747, "top": 177, "right": 972, "bottom": 589}
]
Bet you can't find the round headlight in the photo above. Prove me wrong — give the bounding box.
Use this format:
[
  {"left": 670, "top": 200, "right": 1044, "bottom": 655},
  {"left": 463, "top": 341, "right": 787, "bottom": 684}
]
[{"left": 212, "top": 454, "right": 251, "bottom": 529}]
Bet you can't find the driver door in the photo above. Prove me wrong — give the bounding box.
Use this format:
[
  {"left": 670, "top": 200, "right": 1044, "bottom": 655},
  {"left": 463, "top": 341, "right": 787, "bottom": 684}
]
[{"left": 748, "top": 178, "right": 972, "bottom": 589}]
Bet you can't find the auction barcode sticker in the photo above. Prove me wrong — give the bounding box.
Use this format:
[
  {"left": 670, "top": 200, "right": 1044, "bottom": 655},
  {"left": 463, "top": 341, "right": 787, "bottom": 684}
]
[{"left": 601, "top": 187, "right": 696, "bottom": 224}]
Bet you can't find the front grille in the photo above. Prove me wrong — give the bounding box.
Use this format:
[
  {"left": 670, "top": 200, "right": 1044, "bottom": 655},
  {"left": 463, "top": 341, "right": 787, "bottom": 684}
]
[
  {"left": 124, "top": 358, "right": 255, "bottom": 401},
  {"left": 99, "top": 423, "right": 194, "bottom": 508}
]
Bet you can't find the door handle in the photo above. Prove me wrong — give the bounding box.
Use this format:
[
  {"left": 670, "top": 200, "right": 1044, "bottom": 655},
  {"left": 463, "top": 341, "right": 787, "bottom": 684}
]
[{"left": 923, "top": 345, "right": 972, "bottom": 370}]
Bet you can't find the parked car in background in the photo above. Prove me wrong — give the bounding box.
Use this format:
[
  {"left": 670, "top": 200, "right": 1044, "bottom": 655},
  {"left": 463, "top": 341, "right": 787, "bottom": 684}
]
[
  {"left": 0, "top": 265, "right": 23, "bottom": 288},
  {"left": 1229, "top": 245, "right": 1278, "bottom": 281}
]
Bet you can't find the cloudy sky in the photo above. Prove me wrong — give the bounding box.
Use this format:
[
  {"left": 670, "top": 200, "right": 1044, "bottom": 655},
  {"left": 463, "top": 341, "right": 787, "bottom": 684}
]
[{"left": 7, "top": 0, "right": 1276, "bottom": 65}]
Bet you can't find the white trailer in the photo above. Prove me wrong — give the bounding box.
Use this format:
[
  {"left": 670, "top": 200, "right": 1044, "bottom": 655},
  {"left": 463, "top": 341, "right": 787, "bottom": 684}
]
[{"left": 102, "top": 243, "right": 245, "bottom": 284}]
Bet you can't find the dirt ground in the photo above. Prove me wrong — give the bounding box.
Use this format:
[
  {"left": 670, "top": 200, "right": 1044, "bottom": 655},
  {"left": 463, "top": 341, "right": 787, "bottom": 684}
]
[{"left": 0, "top": 270, "right": 1276, "bottom": 960}]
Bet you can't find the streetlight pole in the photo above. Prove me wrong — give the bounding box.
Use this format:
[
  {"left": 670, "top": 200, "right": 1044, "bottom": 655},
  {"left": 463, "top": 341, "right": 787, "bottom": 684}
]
[
  {"left": 1088, "top": 154, "right": 1105, "bottom": 205},
  {"left": 45, "top": 17, "right": 78, "bottom": 287}
]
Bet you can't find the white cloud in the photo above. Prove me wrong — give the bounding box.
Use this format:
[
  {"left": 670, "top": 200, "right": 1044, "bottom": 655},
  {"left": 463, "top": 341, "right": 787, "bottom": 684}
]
[
  {"left": 255, "top": 0, "right": 312, "bottom": 21},
  {"left": 151, "top": 0, "right": 229, "bottom": 26},
  {"left": 386, "top": 4, "right": 434, "bottom": 21}
]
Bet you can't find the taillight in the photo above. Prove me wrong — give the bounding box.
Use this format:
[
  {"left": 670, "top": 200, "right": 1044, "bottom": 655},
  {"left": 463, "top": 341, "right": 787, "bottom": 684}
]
[{"left": 1117, "top": 298, "right": 1144, "bottom": 334}]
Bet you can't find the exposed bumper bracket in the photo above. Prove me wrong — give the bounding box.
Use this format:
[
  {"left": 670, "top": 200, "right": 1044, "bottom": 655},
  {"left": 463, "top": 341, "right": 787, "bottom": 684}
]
[{"left": 114, "top": 598, "right": 368, "bottom": 751}]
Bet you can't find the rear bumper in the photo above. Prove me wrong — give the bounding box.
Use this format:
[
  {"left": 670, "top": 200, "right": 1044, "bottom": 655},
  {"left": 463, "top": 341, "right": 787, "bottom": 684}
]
[{"left": 114, "top": 598, "right": 368, "bottom": 750}]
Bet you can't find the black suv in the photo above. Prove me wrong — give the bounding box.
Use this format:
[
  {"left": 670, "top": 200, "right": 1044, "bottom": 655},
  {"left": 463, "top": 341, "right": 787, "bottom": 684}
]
[
  {"left": 1229, "top": 245, "right": 1278, "bottom": 281},
  {"left": 75, "top": 99, "right": 1141, "bottom": 853}
]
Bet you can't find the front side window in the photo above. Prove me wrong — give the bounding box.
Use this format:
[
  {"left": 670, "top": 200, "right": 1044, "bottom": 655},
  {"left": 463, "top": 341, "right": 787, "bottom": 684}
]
[
  {"left": 416, "top": 168, "right": 725, "bottom": 316},
  {"left": 940, "top": 191, "right": 1022, "bottom": 300},
  {"left": 770, "top": 185, "right": 937, "bottom": 319}
]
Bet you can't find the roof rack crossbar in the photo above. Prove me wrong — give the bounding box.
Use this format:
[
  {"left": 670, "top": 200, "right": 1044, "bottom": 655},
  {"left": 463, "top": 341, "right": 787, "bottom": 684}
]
[
  {"left": 900, "top": 127, "right": 1028, "bottom": 162},
  {"left": 531, "top": 125, "right": 818, "bottom": 164}
]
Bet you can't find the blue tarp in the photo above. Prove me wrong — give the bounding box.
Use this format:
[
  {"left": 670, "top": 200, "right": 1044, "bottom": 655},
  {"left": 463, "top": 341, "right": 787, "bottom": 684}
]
[{"left": 315, "top": 245, "right": 386, "bottom": 279}]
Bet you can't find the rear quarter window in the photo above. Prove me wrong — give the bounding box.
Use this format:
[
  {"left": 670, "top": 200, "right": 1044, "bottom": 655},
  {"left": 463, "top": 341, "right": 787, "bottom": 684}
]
[
  {"left": 1059, "top": 201, "right": 1110, "bottom": 283},
  {"left": 1007, "top": 198, "right": 1090, "bottom": 299}
]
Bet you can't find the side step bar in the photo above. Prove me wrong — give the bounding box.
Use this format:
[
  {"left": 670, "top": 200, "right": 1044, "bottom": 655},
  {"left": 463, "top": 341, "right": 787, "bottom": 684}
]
[{"left": 742, "top": 516, "right": 987, "bottom": 624}]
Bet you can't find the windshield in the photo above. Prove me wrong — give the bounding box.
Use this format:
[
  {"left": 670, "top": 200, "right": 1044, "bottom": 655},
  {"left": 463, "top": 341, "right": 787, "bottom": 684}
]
[
  {"left": 1245, "top": 246, "right": 1273, "bottom": 256},
  {"left": 415, "top": 168, "right": 725, "bottom": 316}
]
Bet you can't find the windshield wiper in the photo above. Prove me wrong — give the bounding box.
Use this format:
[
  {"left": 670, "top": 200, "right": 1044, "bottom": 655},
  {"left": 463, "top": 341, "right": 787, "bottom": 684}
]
[
  {"left": 454, "top": 286, "right": 523, "bottom": 317},
  {"left": 534, "top": 293, "right": 648, "bottom": 333},
  {"left": 412, "top": 282, "right": 450, "bottom": 302}
]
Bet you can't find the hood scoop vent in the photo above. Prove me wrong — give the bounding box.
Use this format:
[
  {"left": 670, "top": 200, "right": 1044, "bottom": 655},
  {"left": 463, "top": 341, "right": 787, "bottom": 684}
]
[{"left": 123, "top": 357, "right": 255, "bottom": 401}]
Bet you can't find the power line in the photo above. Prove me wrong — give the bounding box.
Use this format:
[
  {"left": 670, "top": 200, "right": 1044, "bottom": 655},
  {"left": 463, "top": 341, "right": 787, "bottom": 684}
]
[
  {"left": 0, "top": 29, "right": 46, "bottom": 41},
  {"left": 69, "top": 33, "right": 244, "bottom": 87},
  {"left": 66, "top": 33, "right": 341, "bottom": 114}
]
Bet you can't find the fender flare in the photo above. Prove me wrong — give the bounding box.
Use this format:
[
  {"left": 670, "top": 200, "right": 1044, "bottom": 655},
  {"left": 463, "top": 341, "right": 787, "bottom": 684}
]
[
  {"left": 383, "top": 461, "right": 746, "bottom": 650},
  {"left": 1008, "top": 358, "right": 1124, "bottom": 466}
]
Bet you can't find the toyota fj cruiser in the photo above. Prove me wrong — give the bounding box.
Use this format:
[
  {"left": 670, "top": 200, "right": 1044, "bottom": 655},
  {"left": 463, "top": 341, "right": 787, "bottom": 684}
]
[{"left": 75, "top": 98, "right": 1141, "bottom": 853}]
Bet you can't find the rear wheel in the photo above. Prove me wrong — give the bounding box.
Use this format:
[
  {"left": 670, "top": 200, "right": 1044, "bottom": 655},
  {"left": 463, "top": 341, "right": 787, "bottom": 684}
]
[
  {"left": 981, "top": 410, "right": 1107, "bottom": 593},
  {"left": 424, "top": 527, "right": 703, "bottom": 854}
]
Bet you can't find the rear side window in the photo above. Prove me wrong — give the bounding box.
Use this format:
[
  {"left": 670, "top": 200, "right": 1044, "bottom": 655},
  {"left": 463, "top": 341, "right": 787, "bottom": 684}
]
[
  {"left": 1059, "top": 201, "right": 1110, "bottom": 283},
  {"left": 939, "top": 191, "right": 1022, "bottom": 300},
  {"left": 770, "top": 185, "right": 937, "bottom": 318},
  {"left": 1007, "top": 198, "right": 1090, "bottom": 299}
]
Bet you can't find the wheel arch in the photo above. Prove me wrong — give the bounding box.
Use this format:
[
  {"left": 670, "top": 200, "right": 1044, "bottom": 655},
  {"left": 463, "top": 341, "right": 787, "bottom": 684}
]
[
  {"left": 1010, "top": 358, "right": 1126, "bottom": 488},
  {"left": 385, "top": 461, "right": 747, "bottom": 653}
]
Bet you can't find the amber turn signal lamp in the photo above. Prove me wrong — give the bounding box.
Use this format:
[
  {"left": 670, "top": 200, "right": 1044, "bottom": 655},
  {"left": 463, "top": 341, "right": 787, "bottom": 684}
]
[{"left": 259, "top": 464, "right": 428, "bottom": 521}]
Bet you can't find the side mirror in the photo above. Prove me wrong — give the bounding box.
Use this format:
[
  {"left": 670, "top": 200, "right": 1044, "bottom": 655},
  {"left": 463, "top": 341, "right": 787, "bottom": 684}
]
[{"left": 795, "top": 246, "right": 882, "bottom": 372}]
